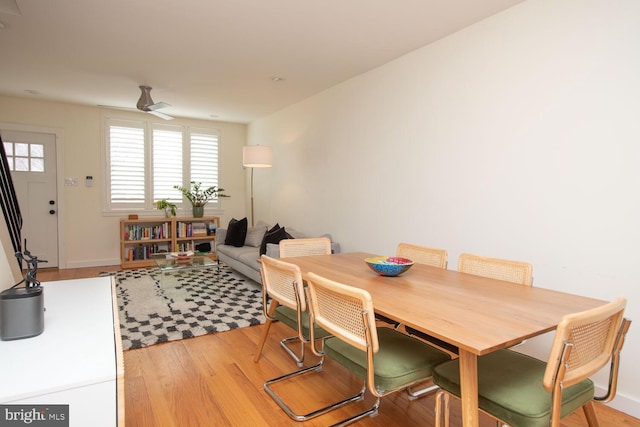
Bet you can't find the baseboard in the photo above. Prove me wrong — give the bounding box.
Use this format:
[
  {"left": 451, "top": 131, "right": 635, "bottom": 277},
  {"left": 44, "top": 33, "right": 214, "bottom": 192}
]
[
  {"left": 595, "top": 385, "right": 640, "bottom": 419},
  {"left": 63, "top": 258, "right": 121, "bottom": 269}
]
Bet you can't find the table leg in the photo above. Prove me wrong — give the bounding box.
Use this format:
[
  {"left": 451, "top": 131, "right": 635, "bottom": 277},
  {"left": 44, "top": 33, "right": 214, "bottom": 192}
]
[{"left": 458, "top": 349, "right": 479, "bottom": 427}]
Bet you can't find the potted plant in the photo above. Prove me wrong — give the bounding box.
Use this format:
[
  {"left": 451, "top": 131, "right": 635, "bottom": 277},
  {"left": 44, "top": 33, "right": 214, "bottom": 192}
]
[
  {"left": 174, "top": 181, "right": 229, "bottom": 218},
  {"left": 154, "top": 199, "right": 177, "bottom": 217}
]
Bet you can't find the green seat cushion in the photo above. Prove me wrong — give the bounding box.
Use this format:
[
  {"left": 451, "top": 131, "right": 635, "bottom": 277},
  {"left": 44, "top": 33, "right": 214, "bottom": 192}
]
[
  {"left": 324, "top": 327, "right": 451, "bottom": 392},
  {"left": 432, "top": 349, "right": 595, "bottom": 427},
  {"left": 274, "top": 305, "right": 331, "bottom": 339}
]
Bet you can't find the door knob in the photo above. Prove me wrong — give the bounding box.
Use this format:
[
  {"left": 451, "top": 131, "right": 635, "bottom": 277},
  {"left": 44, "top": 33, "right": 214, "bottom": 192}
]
[
  {"left": 49, "top": 210, "right": 56, "bottom": 215},
  {"left": 49, "top": 200, "right": 55, "bottom": 205}
]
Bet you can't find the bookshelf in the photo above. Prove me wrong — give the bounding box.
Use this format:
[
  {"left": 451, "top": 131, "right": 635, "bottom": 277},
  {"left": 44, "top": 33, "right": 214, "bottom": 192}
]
[{"left": 120, "top": 216, "right": 219, "bottom": 268}]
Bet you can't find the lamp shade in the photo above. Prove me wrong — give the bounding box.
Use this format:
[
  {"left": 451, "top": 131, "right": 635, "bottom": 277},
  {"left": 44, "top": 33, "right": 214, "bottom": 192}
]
[{"left": 242, "top": 145, "right": 273, "bottom": 168}]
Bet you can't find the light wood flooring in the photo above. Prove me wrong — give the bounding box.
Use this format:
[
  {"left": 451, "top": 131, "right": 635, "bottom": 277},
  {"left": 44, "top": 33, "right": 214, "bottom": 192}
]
[{"left": 38, "top": 266, "right": 640, "bottom": 427}]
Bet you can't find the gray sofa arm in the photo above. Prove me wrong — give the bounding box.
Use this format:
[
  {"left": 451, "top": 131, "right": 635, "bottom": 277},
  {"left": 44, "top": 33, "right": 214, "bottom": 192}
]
[
  {"left": 216, "top": 228, "right": 227, "bottom": 248},
  {"left": 265, "top": 243, "right": 280, "bottom": 258}
]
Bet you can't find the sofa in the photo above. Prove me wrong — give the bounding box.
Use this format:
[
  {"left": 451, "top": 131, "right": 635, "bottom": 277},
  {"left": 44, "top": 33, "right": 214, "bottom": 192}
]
[{"left": 215, "top": 220, "right": 340, "bottom": 283}]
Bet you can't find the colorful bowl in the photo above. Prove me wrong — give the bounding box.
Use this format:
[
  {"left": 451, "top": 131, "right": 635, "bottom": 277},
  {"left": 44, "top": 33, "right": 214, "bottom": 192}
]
[{"left": 365, "top": 256, "right": 414, "bottom": 277}]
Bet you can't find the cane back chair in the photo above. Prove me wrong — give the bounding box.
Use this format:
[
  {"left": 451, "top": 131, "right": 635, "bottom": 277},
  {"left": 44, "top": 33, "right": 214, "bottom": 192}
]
[
  {"left": 378, "top": 243, "right": 448, "bottom": 328},
  {"left": 257, "top": 255, "right": 362, "bottom": 421},
  {"left": 394, "top": 243, "right": 456, "bottom": 355},
  {"left": 458, "top": 253, "right": 533, "bottom": 287},
  {"left": 432, "top": 298, "right": 630, "bottom": 427},
  {"left": 306, "top": 272, "right": 452, "bottom": 426},
  {"left": 279, "top": 237, "right": 332, "bottom": 258},
  {"left": 254, "top": 237, "right": 332, "bottom": 366},
  {"left": 414, "top": 253, "right": 533, "bottom": 356},
  {"left": 397, "top": 242, "right": 448, "bottom": 269}
]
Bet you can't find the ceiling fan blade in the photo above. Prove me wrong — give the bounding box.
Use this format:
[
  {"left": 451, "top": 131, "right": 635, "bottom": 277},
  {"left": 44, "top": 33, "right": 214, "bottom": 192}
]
[
  {"left": 148, "top": 110, "right": 174, "bottom": 120},
  {"left": 146, "top": 101, "right": 171, "bottom": 111},
  {"left": 98, "top": 104, "right": 140, "bottom": 112}
]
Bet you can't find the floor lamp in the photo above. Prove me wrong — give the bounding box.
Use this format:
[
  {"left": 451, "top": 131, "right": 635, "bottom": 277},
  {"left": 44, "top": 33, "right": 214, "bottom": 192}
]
[{"left": 242, "top": 145, "right": 273, "bottom": 227}]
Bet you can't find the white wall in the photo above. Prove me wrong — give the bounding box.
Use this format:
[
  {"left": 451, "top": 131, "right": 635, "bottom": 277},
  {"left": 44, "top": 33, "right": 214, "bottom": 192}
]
[
  {"left": 0, "top": 96, "right": 248, "bottom": 268},
  {"left": 248, "top": 0, "right": 640, "bottom": 416}
]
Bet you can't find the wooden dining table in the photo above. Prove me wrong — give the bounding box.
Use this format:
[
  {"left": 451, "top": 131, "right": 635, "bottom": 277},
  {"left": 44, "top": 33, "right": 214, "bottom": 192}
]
[{"left": 282, "top": 251, "right": 608, "bottom": 427}]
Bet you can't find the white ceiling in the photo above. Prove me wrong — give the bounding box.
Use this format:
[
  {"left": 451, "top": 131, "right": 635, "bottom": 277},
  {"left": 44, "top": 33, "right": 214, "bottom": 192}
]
[{"left": 0, "top": 0, "right": 526, "bottom": 123}]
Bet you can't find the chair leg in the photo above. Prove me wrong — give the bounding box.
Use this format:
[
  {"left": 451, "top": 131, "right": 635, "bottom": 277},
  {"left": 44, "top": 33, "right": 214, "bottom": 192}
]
[
  {"left": 264, "top": 360, "right": 365, "bottom": 422},
  {"left": 583, "top": 401, "right": 601, "bottom": 427},
  {"left": 434, "top": 390, "right": 450, "bottom": 427},
  {"left": 254, "top": 299, "right": 281, "bottom": 363},
  {"left": 254, "top": 318, "right": 274, "bottom": 362}
]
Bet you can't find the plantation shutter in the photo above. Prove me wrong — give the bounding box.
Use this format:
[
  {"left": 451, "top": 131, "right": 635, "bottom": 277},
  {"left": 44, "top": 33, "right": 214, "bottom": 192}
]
[
  {"left": 190, "top": 129, "right": 220, "bottom": 199},
  {"left": 109, "top": 124, "right": 145, "bottom": 205},
  {"left": 152, "top": 126, "right": 183, "bottom": 203}
]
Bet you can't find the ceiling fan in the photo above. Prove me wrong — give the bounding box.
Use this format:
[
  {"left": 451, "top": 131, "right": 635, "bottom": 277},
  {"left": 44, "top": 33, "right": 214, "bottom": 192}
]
[{"left": 136, "top": 85, "right": 174, "bottom": 120}]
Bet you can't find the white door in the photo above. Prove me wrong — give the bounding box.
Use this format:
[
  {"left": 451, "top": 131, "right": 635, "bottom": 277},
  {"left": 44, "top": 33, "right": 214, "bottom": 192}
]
[{"left": 1, "top": 130, "right": 59, "bottom": 268}]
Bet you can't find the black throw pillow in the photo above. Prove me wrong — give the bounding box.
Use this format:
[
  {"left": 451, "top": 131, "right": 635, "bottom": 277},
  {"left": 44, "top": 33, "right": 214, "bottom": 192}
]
[
  {"left": 224, "top": 217, "right": 248, "bottom": 247},
  {"left": 259, "top": 223, "right": 280, "bottom": 255},
  {"left": 259, "top": 226, "right": 291, "bottom": 256},
  {"left": 267, "top": 223, "right": 280, "bottom": 234}
]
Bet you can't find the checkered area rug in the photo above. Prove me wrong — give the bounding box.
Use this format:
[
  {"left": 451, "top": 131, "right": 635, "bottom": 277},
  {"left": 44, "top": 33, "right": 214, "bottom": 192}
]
[{"left": 110, "top": 264, "right": 264, "bottom": 350}]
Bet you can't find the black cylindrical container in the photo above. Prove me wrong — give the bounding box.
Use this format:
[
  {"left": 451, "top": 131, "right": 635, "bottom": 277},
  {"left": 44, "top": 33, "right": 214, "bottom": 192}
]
[{"left": 0, "top": 286, "right": 44, "bottom": 340}]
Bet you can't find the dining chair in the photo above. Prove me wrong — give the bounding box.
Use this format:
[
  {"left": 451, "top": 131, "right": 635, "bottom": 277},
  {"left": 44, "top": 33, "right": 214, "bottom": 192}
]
[
  {"left": 258, "top": 256, "right": 362, "bottom": 422},
  {"left": 432, "top": 298, "right": 630, "bottom": 427},
  {"left": 397, "top": 242, "right": 448, "bottom": 269},
  {"left": 254, "top": 238, "right": 332, "bottom": 366},
  {"left": 305, "top": 272, "right": 452, "bottom": 426},
  {"left": 392, "top": 244, "right": 459, "bottom": 356},
  {"left": 279, "top": 236, "right": 332, "bottom": 258},
  {"left": 254, "top": 255, "right": 330, "bottom": 367},
  {"left": 412, "top": 252, "right": 533, "bottom": 357},
  {"left": 377, "top": 243, "right": 448, "bottom": 328},
  {"left": 457, "top": 252, "right": 533, "bottom": 286}
]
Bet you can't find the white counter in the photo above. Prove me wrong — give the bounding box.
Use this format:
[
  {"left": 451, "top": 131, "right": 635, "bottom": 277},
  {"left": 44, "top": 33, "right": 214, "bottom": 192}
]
[{"left": 0, "top": 276, "right": 124, "bottom": 426}]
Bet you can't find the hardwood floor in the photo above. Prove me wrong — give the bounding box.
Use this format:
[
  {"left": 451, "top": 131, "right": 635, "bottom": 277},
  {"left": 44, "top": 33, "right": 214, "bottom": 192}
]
[{"left": 38, "top": 266, "right": 640, "bottom": 426}]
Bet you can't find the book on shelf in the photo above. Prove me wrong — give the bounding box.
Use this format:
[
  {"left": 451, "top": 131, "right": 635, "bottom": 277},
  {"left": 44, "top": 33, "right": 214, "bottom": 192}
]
[
  {"left": 125, "top": 223, "right": 169, "bottom": 241},
  {"left": 126, "top": 243, "right": 168, "bottom": 261},
  {"left": 192, "top": 222, "right": 207, "bottom": 236},
  {"left": 177, "top": 222, "right": 192, "bottom": 238}
]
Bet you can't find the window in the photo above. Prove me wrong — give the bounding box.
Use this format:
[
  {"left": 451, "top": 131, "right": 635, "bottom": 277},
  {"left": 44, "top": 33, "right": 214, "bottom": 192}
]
[
  {"left": 103, "top": 118, "right": 221, "bottom": 213},
  {"left": 3, "top": 141, "right": 45, "bottom": 172}
]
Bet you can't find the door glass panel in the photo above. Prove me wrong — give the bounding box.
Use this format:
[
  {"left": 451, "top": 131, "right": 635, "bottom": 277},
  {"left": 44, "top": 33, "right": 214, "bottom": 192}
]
[
  {"left": 15, "top": 157, "right": 29, "bottom": 171},
  {"left": 15, "top": 143, "right": 28, "bottom": 157},
  {"left": 31, "top": 158, "right": 44, "bottom": 172},
  {"left": 30, "top": 144, "right": 44, "bottom": 157}
]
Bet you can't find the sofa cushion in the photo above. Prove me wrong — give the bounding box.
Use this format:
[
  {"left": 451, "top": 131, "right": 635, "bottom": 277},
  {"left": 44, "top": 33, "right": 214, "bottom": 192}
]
[
  {"left": 225, "top": 217, "right": 248, "bottom": 247},
  {"left": 216, "top": 244, "right": 257, "bottom": 260},
  {"left": 238, "top": 250, "right": 261, "bottom": 269},
  {"left": 245, "top": 224, "right": 267, "bottom": 247}
]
